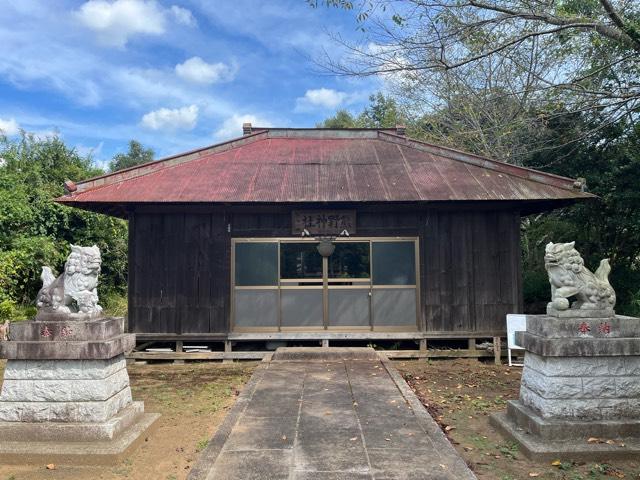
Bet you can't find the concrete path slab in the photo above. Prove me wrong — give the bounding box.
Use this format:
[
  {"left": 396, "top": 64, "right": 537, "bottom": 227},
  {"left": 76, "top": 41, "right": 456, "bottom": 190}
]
[{"left": 188, "top": 348, "right": 476, "bottom": 480}]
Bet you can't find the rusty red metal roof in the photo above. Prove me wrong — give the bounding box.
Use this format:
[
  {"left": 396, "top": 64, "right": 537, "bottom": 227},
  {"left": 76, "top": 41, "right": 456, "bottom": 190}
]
[{"left": 57, "top": 128, "right": 593, "bottom": 210}]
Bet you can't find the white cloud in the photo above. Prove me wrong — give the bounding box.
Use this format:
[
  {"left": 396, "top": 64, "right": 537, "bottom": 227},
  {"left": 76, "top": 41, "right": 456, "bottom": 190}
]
[
  {"left": 0, "top": 118, "right": 20, "bottom": 136},
  {"left": 75, "top": 141, "right": 104, "bottom": 159},
  {"left": 295, "top": 88, "right": 369, "bottom": 112},
  {"left": 298, "top": 88, "right": 347, "bottom": 110},
  {"left": 170, "top": 5, "right": 196, "bottom": 27},
  {"left": 175, "top": 56, "right": 236, "bottom": 85},
  {"left": 214, "top": 114, "right": 272, "bottom": 141},
  {"left": 141, "top": 105, "right": 199, "bottom": 131},
  {"left": 74, "top": 0, "right": 195, "bottom": 47},
  {"left": 30, "top": 129, "right": 60, "bottom": 141}
]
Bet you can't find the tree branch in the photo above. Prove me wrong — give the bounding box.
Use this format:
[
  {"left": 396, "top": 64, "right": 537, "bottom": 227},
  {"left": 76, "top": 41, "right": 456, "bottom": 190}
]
[
  {"left": 467, "top": 0, "right": 640, "bottom": 51},
  {"left": 598, "top": 0, "right": 640, "bottom": 49}
]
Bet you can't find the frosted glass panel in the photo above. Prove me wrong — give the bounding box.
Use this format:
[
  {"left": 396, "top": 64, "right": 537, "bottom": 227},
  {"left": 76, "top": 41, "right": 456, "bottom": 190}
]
[
  {"left": 329, "top": 289, "right": 370, "bottom": 327},
  {"left": 235, "top": 243, "right": 278, "bottom": 286},
  {"left": 234, "top": 290, "right": 278, "bottom": 327},
  {"left": 372, "top": 242, "right": 416, "bottom": 285},
  {"left": 281, "top": 289, "right": 323, "bottom": 327},
  {"left": 372, "top": 289, "right": 416, "bottom": 326}
]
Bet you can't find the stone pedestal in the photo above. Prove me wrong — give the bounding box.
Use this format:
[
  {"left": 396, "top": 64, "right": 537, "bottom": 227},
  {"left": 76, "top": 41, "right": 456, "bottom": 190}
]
[
  {"left": 0, "top": 316, "right": 159, "bottom": 464},
  {"left": 491, "top": 314, "right": 640, "bottom": 461}
]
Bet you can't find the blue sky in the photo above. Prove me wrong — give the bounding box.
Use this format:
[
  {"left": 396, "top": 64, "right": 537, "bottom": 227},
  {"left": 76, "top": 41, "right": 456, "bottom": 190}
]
[{"left": 0, "top": 0, "right": 380, "bottom": 167}]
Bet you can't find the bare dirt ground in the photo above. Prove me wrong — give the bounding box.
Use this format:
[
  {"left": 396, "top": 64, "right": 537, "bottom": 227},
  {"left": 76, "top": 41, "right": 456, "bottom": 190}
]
[
  {"left": 396, "top": 359, "right": 640, "bottom": 480},
  {"left": 0, "top": 360, "right": 256, "bottom": 480}
]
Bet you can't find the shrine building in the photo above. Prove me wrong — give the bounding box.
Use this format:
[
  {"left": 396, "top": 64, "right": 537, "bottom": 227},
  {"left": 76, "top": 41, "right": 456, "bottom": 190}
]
[{"left": 57, "top": 125, "right": 593, "bottom": 347}]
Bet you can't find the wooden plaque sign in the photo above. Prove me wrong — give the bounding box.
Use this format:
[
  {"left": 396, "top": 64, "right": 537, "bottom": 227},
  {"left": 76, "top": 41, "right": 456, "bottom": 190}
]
[{"left": 292, "top": 210, "right": 356, "bottom": 236}]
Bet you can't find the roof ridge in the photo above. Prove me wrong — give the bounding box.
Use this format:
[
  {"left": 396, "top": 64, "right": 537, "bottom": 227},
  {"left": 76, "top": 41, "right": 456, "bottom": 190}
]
[
  {"left": 377, "top": 131, "right": 582, "bottom": 193},
  {"left": 71, "top": 130, "right": 268, "bottom": 193}
]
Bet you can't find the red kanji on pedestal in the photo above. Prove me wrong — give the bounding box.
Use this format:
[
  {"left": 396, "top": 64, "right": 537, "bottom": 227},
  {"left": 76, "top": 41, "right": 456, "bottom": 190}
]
[
  {"left": 577, "top": 322, "right": 591, "bottom": 336},
  {"left": 60, "top": 325, "right": 74, "bottom": 337},
  {"left": 598, "top": 322, "right": 612, "bottom": 335},
  {"left": 40, "top": 325, "right": 52, "bottom": 337}
]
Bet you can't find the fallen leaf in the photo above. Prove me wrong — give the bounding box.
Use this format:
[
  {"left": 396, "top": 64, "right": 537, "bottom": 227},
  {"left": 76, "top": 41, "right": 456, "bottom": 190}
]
[
  {"left": 606, "top": 439, "right": 616, "bottom": 445},
  {"left": 528, "top": 472, "right": 540, "bottom": 477},
  {"left": 46, "top": 464, "right": 56, "bottom": 470},
  {"left": 551, "top": 460, "right": 562, "bottom": 466},
  {"left": 349, "top": 437, "right": 357, "bottom": 441},
  {"left": 444, "top": 425, "right": 456, "bottom": 432},
  {"left": 587, "top": 437, "right": 601, "bottom": 443},
  {"left": 282, "top": 435, "right": 287, "bottom": 441}
]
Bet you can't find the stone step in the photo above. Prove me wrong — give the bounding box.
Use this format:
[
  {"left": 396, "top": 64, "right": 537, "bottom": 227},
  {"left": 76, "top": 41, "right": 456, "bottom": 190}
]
[
  {"left": 506, "top": 400, "right": 640, "bottom": 441},
  {"left": 272, "top": 347, "right": 380, "bottom": 361},
  {"left": 490, "top": 410, "right": 640, "bottom": 462}
]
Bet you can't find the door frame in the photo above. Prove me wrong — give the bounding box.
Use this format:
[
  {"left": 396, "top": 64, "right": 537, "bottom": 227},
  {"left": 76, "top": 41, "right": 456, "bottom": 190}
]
[{"left": 230, "top": 236, "right": 421, "bottom": 333}]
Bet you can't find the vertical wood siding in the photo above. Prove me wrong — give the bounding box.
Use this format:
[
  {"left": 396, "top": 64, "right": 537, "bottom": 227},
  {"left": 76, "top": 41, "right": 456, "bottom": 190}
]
[{"left": 128, "top": 207, "right": 522, "bottom": 335}]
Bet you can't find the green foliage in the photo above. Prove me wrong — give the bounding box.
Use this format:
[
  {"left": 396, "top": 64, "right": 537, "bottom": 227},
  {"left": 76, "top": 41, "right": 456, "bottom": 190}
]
[
  {"left": 521, "top": 119, "right": 640, "bottom": 315},
  {"left": 101, "top": 291, "right": 128, "bottom": 317},
  {"left": 109, "top": 140, "right": 154, "bottom": 172},
  {"left": 319, "top": 93, "right": 405, "bottom": 129},
  {"left": 0, "top": 133, "right": 130, "bottom": 320},
  {"left": 320, "top": 98, "right": 640, "bottom": 314},
  {"left": 319, "top": 109, "right": 359, "bottom": 128}
]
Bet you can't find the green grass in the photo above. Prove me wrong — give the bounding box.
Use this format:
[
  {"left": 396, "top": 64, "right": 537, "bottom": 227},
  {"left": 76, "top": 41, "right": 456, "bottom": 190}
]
[
  {"left": 101, "top": 292, "right": 128, "bottom": 317},
  {"left": 196, "top": 437, "right": 209, "bottom": 452}
]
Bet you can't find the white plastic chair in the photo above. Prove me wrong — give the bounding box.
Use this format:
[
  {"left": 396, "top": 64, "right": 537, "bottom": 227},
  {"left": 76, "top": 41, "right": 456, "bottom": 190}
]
[{"left": 506, "top": 314, "right": 527, "bottom": 367}]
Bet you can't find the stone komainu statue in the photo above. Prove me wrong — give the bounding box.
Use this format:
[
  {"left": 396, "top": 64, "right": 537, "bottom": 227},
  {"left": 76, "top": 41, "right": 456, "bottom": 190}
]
[
  {"left": 36, "top": 245, "right": 103, "bottom": 315},
  {"left": 544, "top": 241, "right": 616, "bottom": 312}
]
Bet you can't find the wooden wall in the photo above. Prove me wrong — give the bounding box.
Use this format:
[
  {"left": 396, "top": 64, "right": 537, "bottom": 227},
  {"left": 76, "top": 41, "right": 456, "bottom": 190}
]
[{"left": 127, "top": 205, "right": 522, "bottom": 336}]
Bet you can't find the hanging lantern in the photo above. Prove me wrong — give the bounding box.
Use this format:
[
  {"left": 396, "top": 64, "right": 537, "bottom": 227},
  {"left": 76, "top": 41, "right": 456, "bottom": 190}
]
[{"left": 316, "top": 239, "right": 335, "bottom": 257}]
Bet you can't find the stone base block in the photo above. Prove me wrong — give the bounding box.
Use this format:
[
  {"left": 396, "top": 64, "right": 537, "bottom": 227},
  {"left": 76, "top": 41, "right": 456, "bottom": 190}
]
[
  {"left": 0, "top": 401, "right": 144, "bottom": 442},
  {"left": 0, "top": 386, "right": 133, "bottom": 423},
  {"left": 520, "top": 351, "right": 640, "bottom": 420},
  {"left": 0, "top": 334, "right": 135, "bottom": 360},
  {"left": 527, "top": 314, "right": 640, "bottom": 339},
  {"left": 9, "top": 316, "right": 125, "bottom": 342},
  {"left": 0, "top": 355, "right": 135, "bottom": 422},
  {"left": 490, "top": 406, "right": 640, "bottom": 461},
  {"left": 0, "top": 412, "right": 160, "bottom": 465},
  {"left": 1, "top": 368, "right": 131, "bottom": 402},
  {"left": 3, "top": 355, "right": 127, "bottom": 381}
]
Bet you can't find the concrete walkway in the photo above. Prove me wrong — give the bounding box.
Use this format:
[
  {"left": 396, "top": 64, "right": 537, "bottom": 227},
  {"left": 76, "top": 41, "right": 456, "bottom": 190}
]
[{"left": 188, "top": 348, "right": 476, "bottom": 480}]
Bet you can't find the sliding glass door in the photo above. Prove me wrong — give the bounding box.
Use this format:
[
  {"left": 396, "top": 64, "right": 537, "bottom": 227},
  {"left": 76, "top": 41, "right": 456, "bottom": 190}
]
[{"left": 231, "top": 238, "right": 419, "bottom": 332}]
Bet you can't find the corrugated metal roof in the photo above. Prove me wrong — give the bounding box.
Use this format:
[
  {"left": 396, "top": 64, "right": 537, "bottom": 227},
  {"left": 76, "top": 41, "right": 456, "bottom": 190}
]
[{"left": 57, "top": 129, "right": 593, "bottom": 207}]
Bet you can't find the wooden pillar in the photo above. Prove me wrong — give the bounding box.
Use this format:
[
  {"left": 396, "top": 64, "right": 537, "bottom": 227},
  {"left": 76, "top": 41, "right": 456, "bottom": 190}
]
[
  {"left": 321, "top": 339, "right": 329, "bottom": 348},
  {"left": 419, "top": 339, "right": 427, "bottom": 352},
  {"left": 223, "top": 340, "right": 233, "bottom": 364},
  {"left": 493, "top": 336, "right": 502, "bottom": 366},
  {"left": 174, "top": 340, "right": 184, "bottom": 365},
  {"left": 467, "top": 338, "right": 476, "bottom": 351}
]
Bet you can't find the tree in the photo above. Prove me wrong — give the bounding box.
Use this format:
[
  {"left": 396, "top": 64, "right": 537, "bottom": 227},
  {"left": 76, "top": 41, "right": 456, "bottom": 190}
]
[
  {"left": 0, "top": 133, "right": 128, "bottom": 319},
  {"left": 108, "top": 140, "right": 154, "bottom": 172},
  {"left": 319, "top": 93, "right": 406, "bottom": 128},
  {"left": 520, "top": 117, "right": 640, "bottom": 315},
  {"left": 319, "top": 109, "right": 359, "bottom": 128},
  {"left": 312, "top": 0, "right": 640, "bottom": 151}
]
